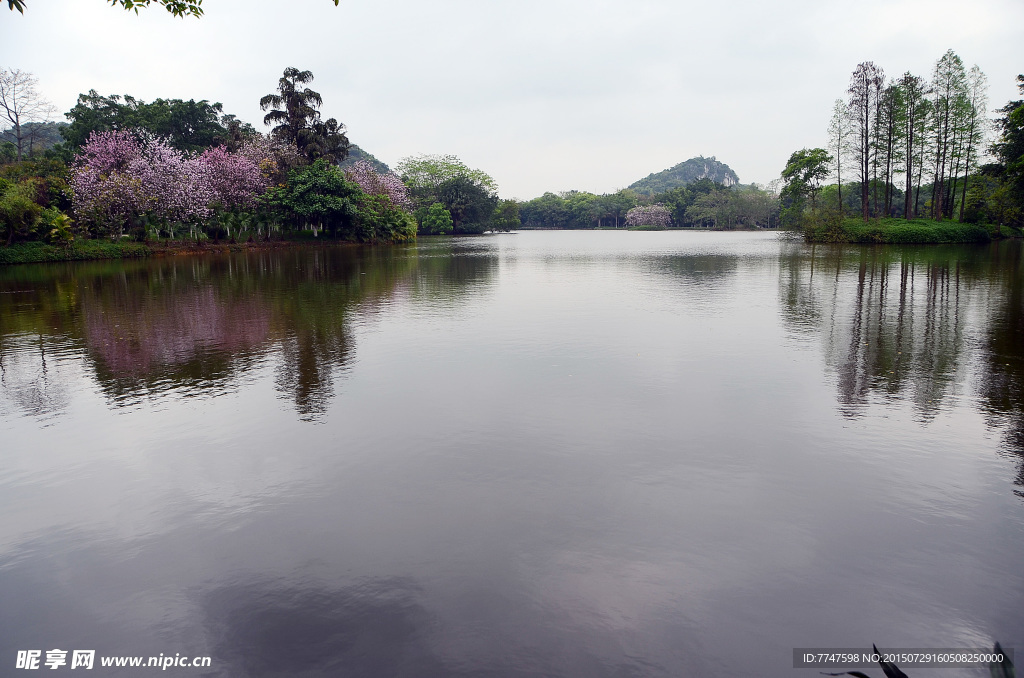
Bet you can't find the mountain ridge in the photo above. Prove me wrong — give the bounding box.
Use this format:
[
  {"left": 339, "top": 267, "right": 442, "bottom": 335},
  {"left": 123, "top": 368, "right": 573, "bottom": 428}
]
[{"left": 628, "top": 156, "right": 739, "bottom": 195}]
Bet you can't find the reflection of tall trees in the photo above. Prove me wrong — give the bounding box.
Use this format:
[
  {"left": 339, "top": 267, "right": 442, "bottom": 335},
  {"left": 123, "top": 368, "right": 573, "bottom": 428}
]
[
  {"left": 0, "top": 244, "right": 499, "bottom": 421},
  {"left": 976, "top": 244, "right": 1024, "bottom": 498},
  {"left": 779, "top": 244, "right": 979, "bottom": 419},
  {"left": 780, "top": 241, "right": 1024, "bottom": 498}
]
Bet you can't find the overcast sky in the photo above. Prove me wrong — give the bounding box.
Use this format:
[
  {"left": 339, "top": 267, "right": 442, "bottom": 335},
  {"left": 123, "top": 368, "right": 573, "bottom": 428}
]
[{"left": 2, "top": 0, "right": 1022, "bottom": 199}]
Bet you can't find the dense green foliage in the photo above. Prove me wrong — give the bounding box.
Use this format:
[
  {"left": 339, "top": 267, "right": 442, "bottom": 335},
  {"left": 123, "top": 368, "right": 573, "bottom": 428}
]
[
  {"left": 803, "top": 216, "right": 992, "bottom": 244},
  {"left": 260, "top": 159, "right": 359, "bottom": 236},
  {"left": 62, "top": 90, "right": 242, "bottom": 154},
  {"left": 628, "top": 156, "right": 739, "bottom": 195},
  {"left": 397, "top": 155, "right": 501, "bottom": 234},
  {"left": 780, "top": 148, "right": 831, "bottom": 226},
  {"left": 492, "top": 199, "right": 520, "bottom": 232},
  {"left": 417, "top": 202, "right": 454, "bottom": 235}
]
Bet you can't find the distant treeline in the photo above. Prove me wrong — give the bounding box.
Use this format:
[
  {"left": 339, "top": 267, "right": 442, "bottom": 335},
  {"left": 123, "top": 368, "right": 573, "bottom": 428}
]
[{"left": 519, "top": 178, "right": 780, "bottom": 230}]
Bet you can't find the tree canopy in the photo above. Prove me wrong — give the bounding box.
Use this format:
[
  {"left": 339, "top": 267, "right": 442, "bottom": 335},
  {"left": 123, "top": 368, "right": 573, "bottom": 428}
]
[
  {"left": 781, "top": 148, "right": 832, "bottom": 211},
  {"left": 61, "top": 90, "right": 240, "bottom": 153},
  {"left": 260, "top": 68, "right": 349, "bottom": 165}
]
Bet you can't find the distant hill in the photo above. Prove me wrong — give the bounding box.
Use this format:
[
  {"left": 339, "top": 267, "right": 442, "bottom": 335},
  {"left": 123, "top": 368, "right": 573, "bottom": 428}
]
[
  {"left": 628, "top": 156, "right": 739, "bottom": 195},
  {"left": 338, "top": 144, "right": 390, "bottom": 174},
  {"left": 0, "top": 121, "right": 67, "bottom": 157}
]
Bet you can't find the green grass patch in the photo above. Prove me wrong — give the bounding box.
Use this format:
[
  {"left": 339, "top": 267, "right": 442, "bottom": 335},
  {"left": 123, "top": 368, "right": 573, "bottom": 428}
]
[
  {"left": 0, "top": 240, "right": 152, "bottom": 265},
  {"left": 627, "top": 224, "right": 668, "bottom": 231},
  {"left": 805, "top": 217, "right": 994, "bottom": 244}
]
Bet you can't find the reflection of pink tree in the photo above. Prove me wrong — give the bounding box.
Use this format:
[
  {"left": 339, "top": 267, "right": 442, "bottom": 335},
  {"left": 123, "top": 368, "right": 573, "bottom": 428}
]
[
  {"left": 344, "top": 160, "right": 411, "bottom": 210},
  {"left": 84, "top": 287, "right": 271, "bottom": 376}
]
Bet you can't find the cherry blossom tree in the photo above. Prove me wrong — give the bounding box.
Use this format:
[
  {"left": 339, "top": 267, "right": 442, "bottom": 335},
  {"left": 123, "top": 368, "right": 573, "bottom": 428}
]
[
  {"left": 625, "top": 204, "right": 672, "bottom": 228},
  {"left": 71, "top": 129, "right": 271, "bottom": 238},
  {"left": 344, "top": 160, "right": 412, "bottom": 211}
]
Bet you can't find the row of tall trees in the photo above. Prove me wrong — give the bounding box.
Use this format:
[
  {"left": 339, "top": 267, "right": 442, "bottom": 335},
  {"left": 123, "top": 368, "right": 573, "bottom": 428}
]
[
  {"left": 828, "top": 50, "right": 989, "bottom": 221},
  {"left": 785, "top": 52, "right": 1024, "bottom": 232}
]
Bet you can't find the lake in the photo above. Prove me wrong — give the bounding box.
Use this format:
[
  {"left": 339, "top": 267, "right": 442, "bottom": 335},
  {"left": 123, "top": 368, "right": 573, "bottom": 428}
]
[{"left": 1, "top": 231, "right": 1022, "bottom": 677}]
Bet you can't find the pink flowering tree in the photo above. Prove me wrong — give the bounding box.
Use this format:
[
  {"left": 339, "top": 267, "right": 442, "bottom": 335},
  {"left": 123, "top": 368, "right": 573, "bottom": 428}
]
[
  {"left": 625, "top": 204, "right": 672, "bottom": 228},
  {"left": 344, "top": 160, "right": 412, "bottom": 211},
  {"left": 71, "top": 131, "right": 146, "bottom": 237},
  {"left": 71, "top": 130, "right": 273, "bottom": 240},
  {"left": 200, "top": 145, "right": 267, "bottom": 211}
]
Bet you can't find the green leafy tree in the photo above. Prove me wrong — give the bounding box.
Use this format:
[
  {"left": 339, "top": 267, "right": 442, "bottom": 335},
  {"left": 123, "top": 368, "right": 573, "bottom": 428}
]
[
  {"left": 0, "top": 179, "right": 43, "bottom": 245},
  {"left": 519, "top": 192, "right": 572, "bottom": 229},
  {"left": 492, "top": 199, "right": 520, "bottom": 232},
  {"left": 987, "top": 74, "right": 1024, "bottom": 229},
  {"left": 396, "top": 154, "right": 497, "bottom": 209},
  {"left": 418, "top": 202, "right": 453, "bottom": 235},
  {"left": 260, "top": 68, "right": 349, "bottom": 165},
  {"left": 355, "top": 193, "right": 416, "bottom": 243},
  {"left": 0, "top": 141, "right": 15, "bottom": 164},
  {"left": 62, "top": 91, "right": 234, "bottom": 153},
  {"left": 260, "top": 159, "right": 359, "bottom": 237},
  {"left": 437, "top": 175, "right": 498, "bottom": 233},
  {"left": 781, "top": 148, "right": 832, "bottom": 211}
]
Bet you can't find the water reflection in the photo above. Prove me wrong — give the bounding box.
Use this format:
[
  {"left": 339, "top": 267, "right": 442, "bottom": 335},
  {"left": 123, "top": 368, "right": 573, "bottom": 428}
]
[
  {"left": 203, "top": 577, "right": 446, "bottom": 677},
  {"left": 779, "top": 245, "right": 981, "bottom": 419},
  {"left": 0, "top": 246, "right": 493, "bottom": 420},
  {"left": 0, "top": 333, "right": 72, "bottom": 419},
  {"left": 778, "top": 240, "right": 1024, "bottom": 497},
  {"left": 975, "top": 243, "right": 1024, "bottom": 497},
  {"left": 2, "top": 234, "right": 1024, "bottom": 678}
]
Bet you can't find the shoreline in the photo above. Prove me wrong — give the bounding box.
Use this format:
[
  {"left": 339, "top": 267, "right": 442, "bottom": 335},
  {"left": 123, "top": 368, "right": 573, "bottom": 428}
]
[
  {"left": 0, "top": 238, "right": 365, "bottom": 266},
  {"left": 3, "top": 225, "right": 1021, "bottom": 266}
]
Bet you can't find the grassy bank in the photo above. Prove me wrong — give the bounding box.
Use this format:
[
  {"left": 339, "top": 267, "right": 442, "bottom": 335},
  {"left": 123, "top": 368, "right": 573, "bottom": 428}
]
[
  {"left": 803, "top": 217, "right": 1017, "bottom": 244},
  {"left": 0, "top": 240, "right": 152, "bottom": 265},
  {"left": 0, "top": 236, "right": 366, "bottom": 266}
]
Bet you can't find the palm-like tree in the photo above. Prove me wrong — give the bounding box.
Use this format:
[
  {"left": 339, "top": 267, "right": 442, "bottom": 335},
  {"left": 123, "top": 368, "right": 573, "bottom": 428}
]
[{"left": 260, "top": 67, "right": 349, "bottom": 164}]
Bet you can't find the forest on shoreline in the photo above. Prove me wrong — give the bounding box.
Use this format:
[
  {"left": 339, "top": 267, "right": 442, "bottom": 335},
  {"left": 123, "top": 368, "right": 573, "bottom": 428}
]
[
  {"left": 2, "top": 47, "right": 1023, "bottom": 262},
  {"left": 780, "top": 50, "right": 1024, "bottom": 243}
]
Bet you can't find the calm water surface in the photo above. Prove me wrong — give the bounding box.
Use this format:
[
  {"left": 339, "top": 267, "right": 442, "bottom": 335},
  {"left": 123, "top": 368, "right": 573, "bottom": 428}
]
[{"left": 1, "top": 231, "right": 1022, "bottom": 677}]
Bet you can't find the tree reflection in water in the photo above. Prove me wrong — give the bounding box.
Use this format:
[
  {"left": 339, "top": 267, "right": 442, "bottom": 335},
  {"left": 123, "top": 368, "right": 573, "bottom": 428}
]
[
  {"left": 779, "top": 240, "right": 1024, "bottom": 497},
  {"left": 976, "top": 242, "right": 1024, "bottom": 498},
  {"left": 0, "top": 243, "right": 497, "bottom": 422}
]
